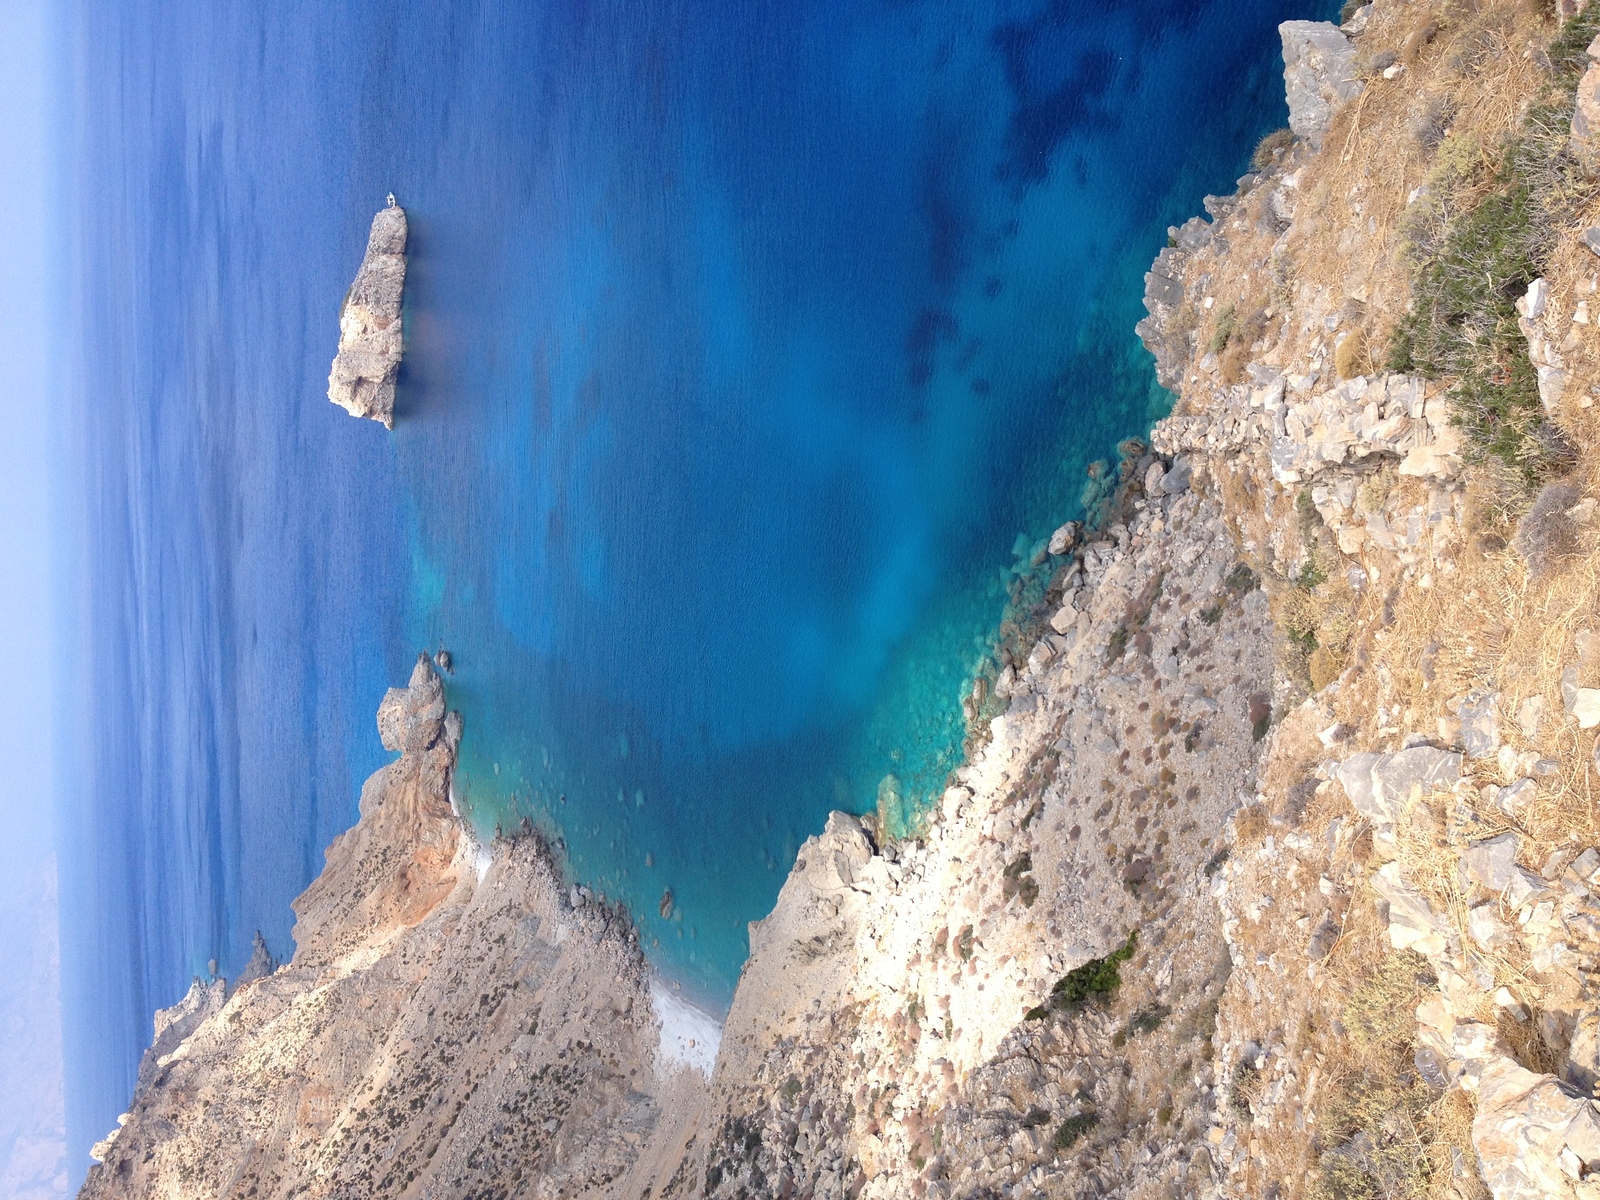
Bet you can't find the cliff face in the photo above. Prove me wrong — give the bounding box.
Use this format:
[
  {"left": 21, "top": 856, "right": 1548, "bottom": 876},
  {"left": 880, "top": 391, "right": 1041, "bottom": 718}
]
[
  {"left": 81, "top": 656, "right": 709, "bottom": 1199},
  {"left": 87, "top": 4, "right": 1600, "bottom": 1199},
  {"left": 327, "top": 203, "right": 407, "bottom": 429}
]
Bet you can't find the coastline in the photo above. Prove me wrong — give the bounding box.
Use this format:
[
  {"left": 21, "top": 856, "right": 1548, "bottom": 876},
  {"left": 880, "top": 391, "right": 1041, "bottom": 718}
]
[{"left": 76, "top": 4, "right": 1600, "bottom": 1198}]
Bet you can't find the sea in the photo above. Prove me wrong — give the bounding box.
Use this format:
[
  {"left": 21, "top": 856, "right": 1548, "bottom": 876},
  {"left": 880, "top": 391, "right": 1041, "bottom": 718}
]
[{"left": 55, "top": 0, "right": 1336, "bottom": 1179}]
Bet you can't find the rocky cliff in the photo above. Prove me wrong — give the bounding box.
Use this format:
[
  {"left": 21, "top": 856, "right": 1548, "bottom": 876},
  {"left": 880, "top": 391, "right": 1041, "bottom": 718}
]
[
  {"left": 327, "top": 202, "right": 407, "bottom": 429},
  {"left": 86, "top": 4, "right": 1600, "bottom": 1198}
]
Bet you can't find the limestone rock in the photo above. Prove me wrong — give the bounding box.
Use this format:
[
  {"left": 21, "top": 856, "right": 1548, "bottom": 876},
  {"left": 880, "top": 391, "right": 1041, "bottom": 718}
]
[
  {"left": 1516, "top": 279, "right": 1568, "bottom": 413},
  {"left": 1469, "top": 903, "right": 1512, "bottom": 951},
  {"left": 1371, "top": 862, "right": 1449, "bottom": 956},
  {"left": 1462, "top": 832, "right": 1520, "bottom": 894},
  {"left": 1574, "top": 62, "right": 1600, "bottom": 175},
  {"left": 1473, "top": 1052, "right": 1600, "bottom": 1200},
  {"left": 1455, "top": 690, "right": 1503, "bottom": 759},
  {"left": 82, "top": 662, "right": 705, "bottom": 1199},
  {"left": 1280, "top": 22, "right": 1364, "bottom": 151},
  {"left": 1048, "top": 520, "right": 1081, "bottom": 556},
  {"left": 328, "top": 203, "right": 408, "bottom": 428},
  {"left": 1574, "top": 688, "right": 1600, "bottom": 730},
  {"left": 377, "top": 652, "right": 446, "bottom": 753}
]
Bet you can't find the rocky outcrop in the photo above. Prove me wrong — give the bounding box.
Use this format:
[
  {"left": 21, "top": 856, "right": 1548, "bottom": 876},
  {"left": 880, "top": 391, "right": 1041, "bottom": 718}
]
[
  {"left": 1279, "top": 21, "right": 1363, "bottom": 151},
  {"left": 327, "top": 203, "right": 407, "bottom": 429},
  {"left": 80, "top": 656, "right": 712, "bottom": 1198}
]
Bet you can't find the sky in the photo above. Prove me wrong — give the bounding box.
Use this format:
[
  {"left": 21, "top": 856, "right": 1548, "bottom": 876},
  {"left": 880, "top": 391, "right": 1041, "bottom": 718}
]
[{"left": 0, "top": 0, "right": 69, "bottom": 1194}]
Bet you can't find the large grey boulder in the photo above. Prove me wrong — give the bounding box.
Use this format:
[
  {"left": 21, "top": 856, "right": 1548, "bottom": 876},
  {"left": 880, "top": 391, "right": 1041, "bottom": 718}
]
[
  {"left": 1280, "top": 21, "right": 1364, "bottom": 151},
  {"left": 328, "top": 203, "right": 408, "bottom": 428}
]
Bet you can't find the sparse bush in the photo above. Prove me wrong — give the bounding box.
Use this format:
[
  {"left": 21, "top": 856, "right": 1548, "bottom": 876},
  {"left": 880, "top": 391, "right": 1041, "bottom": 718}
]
[
  {"left": 1511, "top": 477, "right": 1583, "bottom": 577},
  {"left": 1226, "top": 562, "right": 1259, "bottom": 594},
  {"left": 1309, "top": 953, "right": 1440, "bottom": 1200},
  {"left": 1360, "top": 48, "right": 1399, "bottom": 77},
  {"left": 1052, "top": 1111, "right": 1099, "bottom": 1152},
  {"left": 1129, "top": 1004, "right": 1170, "bottom": 1036},
  {"left": 1253, "top": 127, "right": 1296, "bottom": 171},
  {"left": 1208, "top": 305, "right": 1237, "bottom": 355},
  {"left": 1025, "top": 932, "right": 1137, "bottom": 1019},
  {"left": 1411, "top": 95, "right": 1456, "bottom": 151},
  {"left": 1334, "top": 329, "right": 1370, "bottom": 380},
  {"left": 1296, "top": 554, "right": 1330, "bottom": 591}
]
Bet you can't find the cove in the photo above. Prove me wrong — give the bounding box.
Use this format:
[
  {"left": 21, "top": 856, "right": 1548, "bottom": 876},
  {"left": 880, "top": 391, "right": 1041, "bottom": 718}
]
[{"left": 57, "top": 0, "right": 1335, "bottom": 1175}]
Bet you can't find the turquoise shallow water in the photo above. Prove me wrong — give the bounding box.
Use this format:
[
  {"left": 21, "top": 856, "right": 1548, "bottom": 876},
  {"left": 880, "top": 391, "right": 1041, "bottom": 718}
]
[{"left": 59, "top": 0, "right": 1334, "bottom": 1177}]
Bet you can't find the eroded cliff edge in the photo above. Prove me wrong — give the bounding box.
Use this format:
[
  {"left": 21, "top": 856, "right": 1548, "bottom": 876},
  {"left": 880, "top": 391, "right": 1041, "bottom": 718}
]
[
  {"left": 82, "top": 656, "right": 708, "bottom": 1197},
  {"left": 85, "top": 4, "right": 1600, "bottom": 1198}
]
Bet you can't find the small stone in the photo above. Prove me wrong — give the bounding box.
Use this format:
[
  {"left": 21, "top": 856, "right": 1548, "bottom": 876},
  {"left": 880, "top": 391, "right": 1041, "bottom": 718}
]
[
  {"left": 1584, "top": 227, "right": 1600, "bottom": 258},
  {"left": 1497, "top": 777, "right": 1538, "bottom": 819},
  {"left": 1468, "top": 903, "right": 1511, "bottom": 950},
  {"left": 1573, "top": 689, "right": 1600, "bottom": 730},
  {"left": 1461, "top": 833, "right": 1519, "bottom": 894},
  {"left": 1517, "top": 696, "right": 1546, "bottom": 740},
  {"left": 1517, "top": 278, "right": 1550, "bottom": 321},
  {"left": 1371, "top": 862, "right": 1447, "bottom": 955},
  {"left": 1492, "top": 987, "right": 1529, "bottom": 1022},
  {"left": 1572, "top": 848, "right": 1600, "bottom": 882},
  {"left": 1455, "top": 690, "right": 1502, "bottom": 758},
  {"left": 1504, "top": 868, "right": 1549, "bottom": 912}
]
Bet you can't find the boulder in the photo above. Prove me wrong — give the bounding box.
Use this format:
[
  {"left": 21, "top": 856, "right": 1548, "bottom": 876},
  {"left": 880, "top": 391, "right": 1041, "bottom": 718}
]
[
  {"left": 1334, "top": 751, "right": 1385, "bottom": 822},
  {"left": 1336, "top": 746, "right": 1461, "bottom": 826},
  {"left": 1474, "top": 1052, "right": 1600, "bottom": 1200},
  {"left": 1047, "top": 521, "right": 1081, "bottom": 556},
  {"left": 1280, "top": 22, "right": 1364, "bottom": 151},
  {"left": 328, "top": 203, "right": 408, "bottom": 428}
]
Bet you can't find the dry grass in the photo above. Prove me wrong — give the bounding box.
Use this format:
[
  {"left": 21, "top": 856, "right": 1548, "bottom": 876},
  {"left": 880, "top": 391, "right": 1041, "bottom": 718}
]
[
  {"left": 1155, "top": 5, "right": 1600, "bottom": 1195},
  {"left": 1279, "top": 1, "right": 1550, "bottom": 360}
]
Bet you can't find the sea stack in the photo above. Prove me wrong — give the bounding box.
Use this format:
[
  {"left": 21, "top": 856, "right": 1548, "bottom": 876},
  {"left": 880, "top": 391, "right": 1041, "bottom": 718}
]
[{"left": 327, "top": 201, "right": 407, "bottom": 429}]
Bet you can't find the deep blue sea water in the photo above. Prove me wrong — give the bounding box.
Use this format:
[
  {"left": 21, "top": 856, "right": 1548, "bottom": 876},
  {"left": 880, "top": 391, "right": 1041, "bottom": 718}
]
[{"left": 57, "top": 0, "right": 1335, "bottom": 1177}]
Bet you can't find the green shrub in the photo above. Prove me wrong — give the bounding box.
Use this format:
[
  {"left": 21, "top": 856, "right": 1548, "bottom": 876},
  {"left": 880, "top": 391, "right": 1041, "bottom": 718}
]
[
  {"left": 1387, "top": 7, "right": 1600, "bottom": 481},
  {"left": 1208, "top": 305, "right": 1237, "bottom": 355},
  {"left": 1053, "top": 1111, "right": 1100, "bottom": 1152},
  {"left": 1026, "top": 932, "right": 1138, "bottom": 1019}
]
